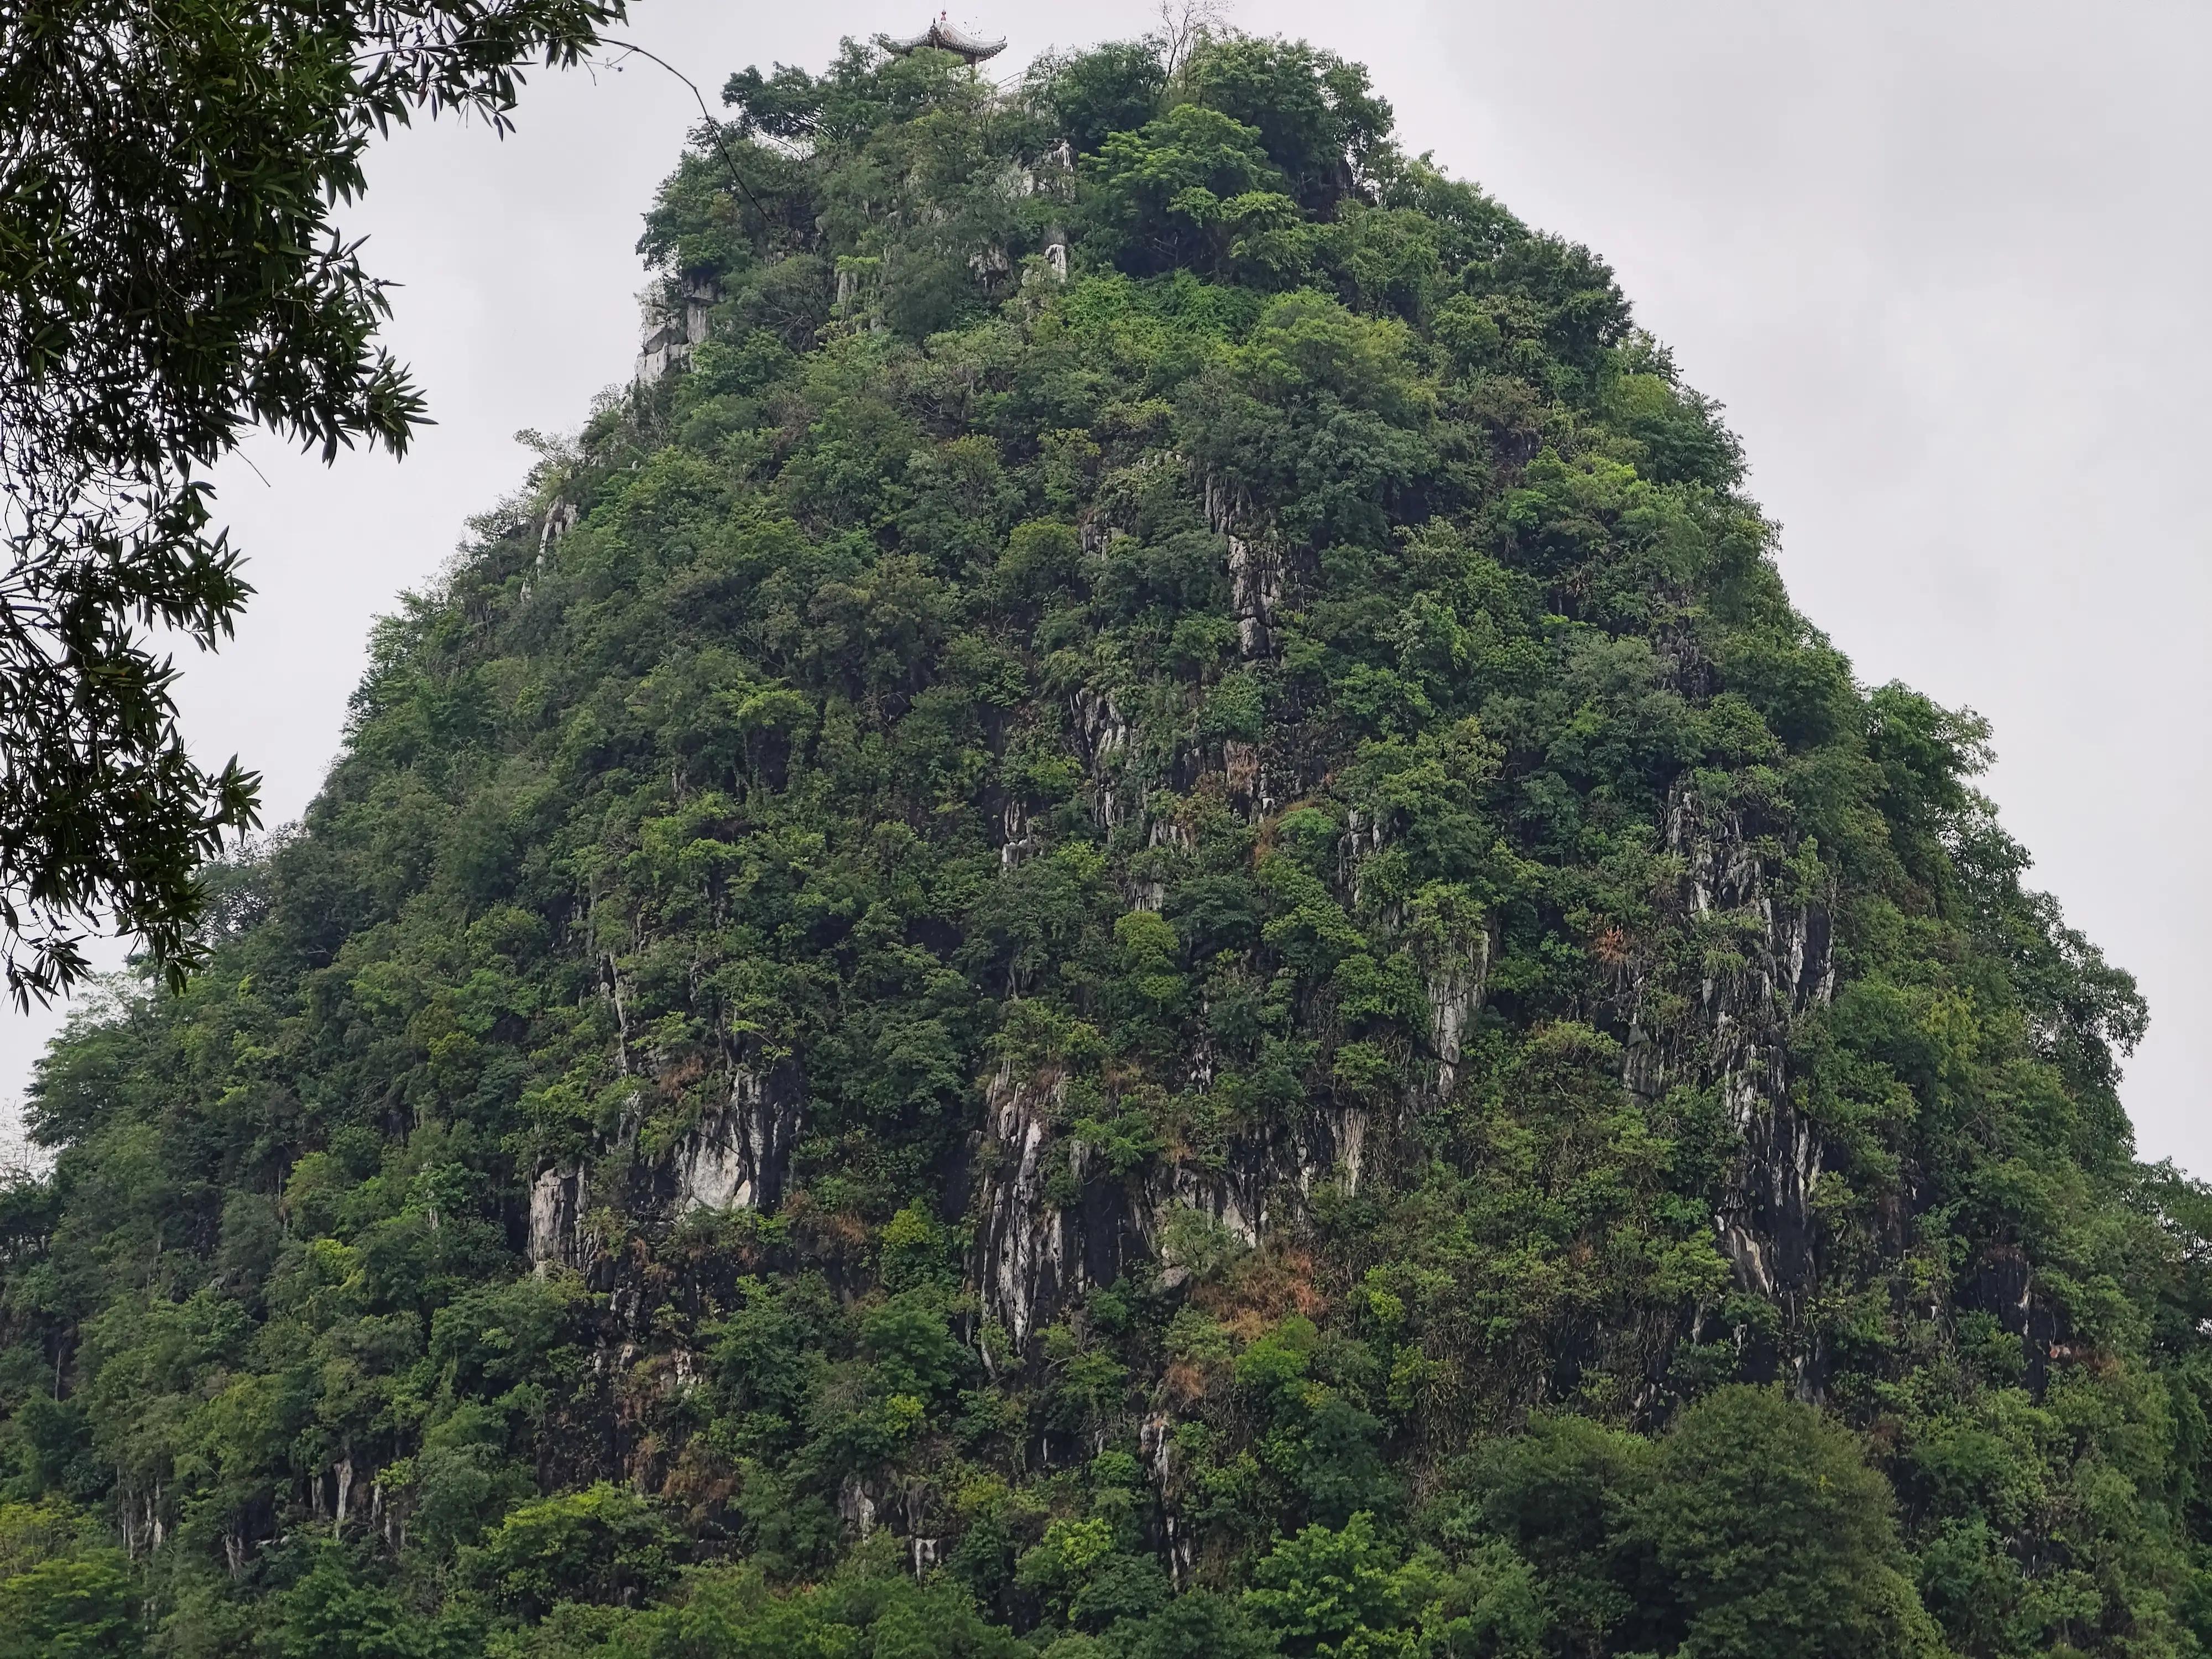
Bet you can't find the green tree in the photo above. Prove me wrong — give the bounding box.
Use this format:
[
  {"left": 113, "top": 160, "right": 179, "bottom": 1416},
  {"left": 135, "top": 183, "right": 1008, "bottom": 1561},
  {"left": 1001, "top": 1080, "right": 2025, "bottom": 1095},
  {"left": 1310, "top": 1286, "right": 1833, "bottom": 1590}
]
[
  {"left": 0, "top": 1501, "right": 139, "bottom": 1659},
  {"left": 275, "top": 1550, "right": 429, "bottom": 1659},
  {"left": 1244, "top": 1512, "right": 1413, "bottom": 1658},
  {"left": 466, "top": 1483, "right": 680, "bottom": 1621},
  {"left": 0, "top": 0, "right": 625, "bottom": 1001},
  {"left": 1088, "top": 104, "right": 1287, "bottom": 277},
  {"left": 1625, "top": 1387, "right": 1944, "bottom": 1659}
]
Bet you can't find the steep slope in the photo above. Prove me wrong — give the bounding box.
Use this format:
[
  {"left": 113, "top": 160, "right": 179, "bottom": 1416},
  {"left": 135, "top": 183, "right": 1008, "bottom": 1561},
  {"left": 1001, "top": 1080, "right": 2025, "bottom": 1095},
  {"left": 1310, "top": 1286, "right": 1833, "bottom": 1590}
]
[{"left": 1, "top": 31, "right": 2206, "bottom": 1659}]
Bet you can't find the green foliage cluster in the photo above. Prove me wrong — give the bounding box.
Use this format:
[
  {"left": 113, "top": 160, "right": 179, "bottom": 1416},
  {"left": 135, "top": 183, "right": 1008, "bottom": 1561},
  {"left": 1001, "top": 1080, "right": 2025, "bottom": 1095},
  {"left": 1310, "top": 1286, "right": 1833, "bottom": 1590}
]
[
  {"left": 0, "top": 25, "right": 2205, "bottom": 1659},
  {"left": 0, "top": 0, "right": 627, "bottom": 1003}
]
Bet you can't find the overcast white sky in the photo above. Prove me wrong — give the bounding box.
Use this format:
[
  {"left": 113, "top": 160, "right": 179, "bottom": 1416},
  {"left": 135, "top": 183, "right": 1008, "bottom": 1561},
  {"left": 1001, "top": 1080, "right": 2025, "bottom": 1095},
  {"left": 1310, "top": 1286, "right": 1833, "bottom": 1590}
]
[{"left": 6, "top": 1, "right": 2205, "bottom": 1172}]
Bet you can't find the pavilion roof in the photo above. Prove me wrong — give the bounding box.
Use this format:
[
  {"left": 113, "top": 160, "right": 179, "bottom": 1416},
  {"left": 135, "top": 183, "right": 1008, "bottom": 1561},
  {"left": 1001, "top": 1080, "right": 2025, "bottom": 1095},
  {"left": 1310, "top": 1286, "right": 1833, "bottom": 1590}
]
[{"left": 879, "top": 12, "right": 1006, "bottom": 64}]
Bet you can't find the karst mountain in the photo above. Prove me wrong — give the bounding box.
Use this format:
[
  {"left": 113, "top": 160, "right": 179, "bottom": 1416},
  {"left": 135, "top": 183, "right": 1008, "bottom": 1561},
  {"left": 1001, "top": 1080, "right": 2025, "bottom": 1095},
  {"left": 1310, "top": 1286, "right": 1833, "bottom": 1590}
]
[{"left": 0, "top": 29, "right": 2199, "bottom": 1659}]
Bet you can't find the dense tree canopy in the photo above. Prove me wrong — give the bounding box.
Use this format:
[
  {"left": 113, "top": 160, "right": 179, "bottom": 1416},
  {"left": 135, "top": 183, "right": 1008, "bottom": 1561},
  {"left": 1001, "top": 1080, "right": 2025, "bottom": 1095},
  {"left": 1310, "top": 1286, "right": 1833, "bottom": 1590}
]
[{"left": 0, "top": 25, "right": 2204, "bottom": 1659}]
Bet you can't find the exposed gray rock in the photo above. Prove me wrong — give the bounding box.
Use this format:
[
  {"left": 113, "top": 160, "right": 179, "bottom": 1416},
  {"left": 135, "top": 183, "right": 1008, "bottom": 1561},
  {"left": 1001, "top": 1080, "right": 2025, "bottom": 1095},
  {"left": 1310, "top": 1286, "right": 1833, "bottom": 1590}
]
[
  {"left": 1073, "top": 685, "right": 1133, "bottom": 772},
  {"left": 1419, "top": 923, "right": 1496, "bottom": 1105},
  {"left": 1201, "top": 473, "right": 1288, "bottom": 658},
  {"left": 670, "top": 1065, "right": 803, "bottom": 1214},
  {"left": 634, "top": 275, "right": 718, "bottom": 385},
  {"left": 1223, "top": 534, "right": 1286, "bottom": 657},
  {"left": 528, "top": 1164, "right": 583, "bottom": 1273},
  {"left": 838, "top": 1473, "right": 877, "bottom": 1538},
  {"left": 971, "top": 1062, "right": 1369, "bottom": 1357},
  {"left": 974, "top": 1065, "right": 1072, "bottom": 1354},
  {"left": 537, "top": 499, "right": 578, "bottom": 558},
  {"left": 1000, "top": 798, "right": 1040, "bottom": 872},
  {"left": 1073, "top": 684, "right": 1138, "bottom": 828},
  {"left": 1652, "top": 781, "right": 1837, "bottom": 1389}
]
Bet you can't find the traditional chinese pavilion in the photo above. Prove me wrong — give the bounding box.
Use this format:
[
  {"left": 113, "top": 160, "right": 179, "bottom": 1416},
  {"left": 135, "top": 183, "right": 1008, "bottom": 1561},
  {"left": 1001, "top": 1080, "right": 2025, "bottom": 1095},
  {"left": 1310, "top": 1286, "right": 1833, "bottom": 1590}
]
[{"left": 879, "top": 12, "right": 1007, "bottom": 65}]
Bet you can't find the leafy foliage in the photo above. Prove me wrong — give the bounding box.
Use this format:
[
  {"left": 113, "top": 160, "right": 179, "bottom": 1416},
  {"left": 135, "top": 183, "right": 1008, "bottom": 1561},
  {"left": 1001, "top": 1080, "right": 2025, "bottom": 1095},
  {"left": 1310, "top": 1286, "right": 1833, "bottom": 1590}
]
[{"left": 0, "top": 0, "right": 625, "bottom": 1001}]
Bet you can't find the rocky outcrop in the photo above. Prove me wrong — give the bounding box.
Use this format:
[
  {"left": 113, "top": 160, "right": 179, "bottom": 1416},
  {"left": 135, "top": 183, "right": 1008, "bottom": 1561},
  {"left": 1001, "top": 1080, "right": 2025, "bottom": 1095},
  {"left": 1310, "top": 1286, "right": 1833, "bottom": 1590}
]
[
  {"left": 970, "top": 1061, "right": 1369, "bottom": 1358},
  {"left": 528, "top": 1060, "right": 799, "bottom": 1282},
  {"left": 538, "top": 499, "right": 578, "bottom": 556},
  {"left": 1140, "top": 1411, "right": 1196, "bottom": 1585},
  {"left": 1037, "top": 139, "right": 1074, "bottom": 281},
  {"left": 1645, "top": 782, "right": 1837, "bottom": 1389},
  {"left": 1073, "top": 684, "right": 1133, "bottom": 765},
  {"left": 967, "top": 759, "right": 1498, "bottom": 1353},
  {"left": 635, "top": 275, "right": 717, "bottom": 385},
  {"left": 1202, "top": 474, "right": 1287, "bottom": 658},
  {"left": 974, "top": 1067, "right": 1074, "bottom": 1356},
  {"left": 528, "top": 1164, "right": 585, "bottom": 1273},
  {"left": 1072, "top": 684, "right": 1139, "bottom": 831},
  {"left": 1000, "top": 798, "right": 1040, "bottom": 872},
  {"left": 1418, "top": 925, "right": 1496, "bottom": 1106},
  {"left": 1133, "top": 818, "right": 1189, "bottom": 913},
  {"left": 983, "top": 668, "right": 1851, "bottom": 1389},
  {"left": 670, "top": 1063, "right": 803, "bottom": 1214}
]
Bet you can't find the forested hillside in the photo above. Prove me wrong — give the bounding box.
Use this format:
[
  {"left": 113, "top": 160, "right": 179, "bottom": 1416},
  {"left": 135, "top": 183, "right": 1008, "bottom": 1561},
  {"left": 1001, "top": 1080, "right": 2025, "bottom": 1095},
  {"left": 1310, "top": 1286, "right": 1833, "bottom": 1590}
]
[{"left": 1, "top": 29, "right": 2205, "bottom": 1659}]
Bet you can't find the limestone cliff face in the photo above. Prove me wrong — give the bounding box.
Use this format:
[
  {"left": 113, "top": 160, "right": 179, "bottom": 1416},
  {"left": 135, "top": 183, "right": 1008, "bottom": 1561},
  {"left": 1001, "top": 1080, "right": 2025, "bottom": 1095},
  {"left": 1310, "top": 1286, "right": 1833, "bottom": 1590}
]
[
  {"left": 523, "top": 467, "right": 1840, "bottom": 1399},
  {"left": 526, "top": 1061, "right": 804, "bottom": 1276},
  {"left": 967, "top": 813, "right": 1488, "bottom": 1359},
  {"left": 1628, "top": 782, "right": 1838, "bottom": 1392},
  {"left": 527, "top": 1164, "right": 587, "bottom": 1273},
  {"left": 969, "top": 1060, "right": 1342, "bottom": 1358},
  {"left": 530, "top": 778, "right": 1851, "bottom": 1484},
  {"left": 666, "top": 1063, "right": 805, "bottom": 1215},
  {"left": 962, "top": 778, "right": 1838, "bottom": 1391}
]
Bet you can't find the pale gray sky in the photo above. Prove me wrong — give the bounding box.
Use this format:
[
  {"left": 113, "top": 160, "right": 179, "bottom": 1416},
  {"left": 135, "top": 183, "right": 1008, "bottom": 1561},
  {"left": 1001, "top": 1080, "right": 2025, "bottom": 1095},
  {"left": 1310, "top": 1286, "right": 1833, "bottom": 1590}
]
[{"left": 6, "top": 1, "right": 2204, "bottom": 1172}]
